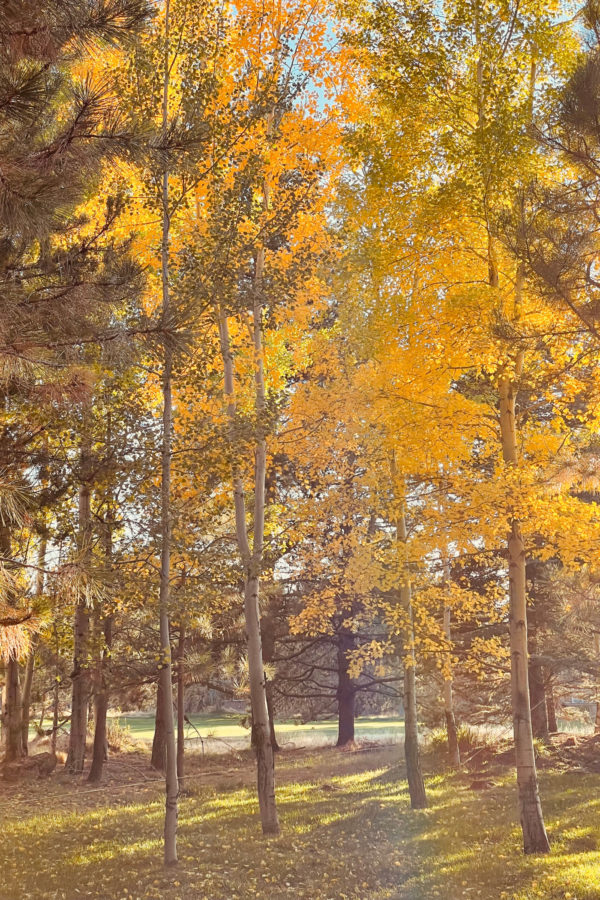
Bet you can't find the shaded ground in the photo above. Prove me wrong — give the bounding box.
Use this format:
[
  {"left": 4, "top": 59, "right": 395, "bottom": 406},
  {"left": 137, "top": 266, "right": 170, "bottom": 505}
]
[{"left": 3, "top": 741, "right": 600, "bottom": 899}]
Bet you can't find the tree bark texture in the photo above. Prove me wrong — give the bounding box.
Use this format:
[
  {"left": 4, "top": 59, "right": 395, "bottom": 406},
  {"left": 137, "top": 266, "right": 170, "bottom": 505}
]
[
  {"left": 217, "top": 302, "right": 280, "bottom": 836},
  {"left": 442, "top": 604, "right": 460, "bottom": 767},
  {"left": 20, "top": 647, "right": 35, "bottom": 755},
  {"left": 499, "top": 367, "right": 550, "bottom": 854},
  {"left": 22, "top": 483, "right": 48, "bottom": 755},
  {"left": 397, "top": 511, "right": 427, "bottom": 809},
  {"left": 151, "top": 678, "right": 167, "bottom": 773},
  {"left": 528, "top": 659, "right": 549, "bottom": 742},
  {"left": 4, "top": 656, "right": 23, "bottom": 761},
  {"left": 65, "top": 465, "right": 91, "bottom": 775},
  {"left": 88, "top": 509, "right": 113, "bottom": 784},
  {"left": 177, "top": 625, "right": 185, "bottom": 786},
  {"left": 336, "top": 630, "right": 356, "bottom": 747},
  {"left": 0, "top": 524, "right": 24, "bottom": 762},
  {"left": 261, "top": 609, "right": 280, "bottom": 752},
  {"left": 158, "top": 1, "right": 179, "bottom": 862},
  {"left": 246, "top": 572, "right": 280, "bottom": 834},
  {"left": 87, "top": 612, "right": 112, "bottom": 783},
  {"left": 546, "top": 681, "right": 558, "bottom": 734}
]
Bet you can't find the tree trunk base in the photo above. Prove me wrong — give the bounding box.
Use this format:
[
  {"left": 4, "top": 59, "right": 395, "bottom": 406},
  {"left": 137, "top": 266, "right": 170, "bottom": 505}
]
[
  {"left": 255, "top": 729, "right": 280, "bottom": 836},
  {"left": 520, "top": 779, "right": 550, "bottom": 855},
  {"left": 444, "top": 709, "right": 461, "bottom": 768}
]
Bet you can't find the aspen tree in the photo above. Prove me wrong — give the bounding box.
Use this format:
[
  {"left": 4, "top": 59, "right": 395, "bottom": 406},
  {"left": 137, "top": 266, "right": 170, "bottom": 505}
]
[{"left": 157, "top": 0, "right": 179, "bottom": 863}]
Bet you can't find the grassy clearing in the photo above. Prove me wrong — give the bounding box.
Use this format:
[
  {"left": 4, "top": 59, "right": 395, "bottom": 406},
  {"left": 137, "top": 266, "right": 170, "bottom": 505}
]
[
  {"left": 109, "top": 713, "right": 404, "bottom": 748},
  {"left": 3, "top": 747, "right": 600, "bottom": 899}
]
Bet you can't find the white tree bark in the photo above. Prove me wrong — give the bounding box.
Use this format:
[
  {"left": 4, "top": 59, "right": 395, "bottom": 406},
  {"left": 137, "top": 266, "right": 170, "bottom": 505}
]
[
  {"left": 442, "top": 602, "right": 460, "bottom": 768},
  {"left": 159, "top": 0, "right": 178, "bottom": 864},
  {"left": 217, "top": 307, "right": 280, "bottom": 835},
  {"left": 397, "top": 509, "right": 427, "bottom": 809}
]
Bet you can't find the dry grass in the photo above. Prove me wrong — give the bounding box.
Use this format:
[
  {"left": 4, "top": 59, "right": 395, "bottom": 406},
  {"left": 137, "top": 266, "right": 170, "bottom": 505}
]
[{"left": 2, "top": 745, "right": 600, "bottom": 899}]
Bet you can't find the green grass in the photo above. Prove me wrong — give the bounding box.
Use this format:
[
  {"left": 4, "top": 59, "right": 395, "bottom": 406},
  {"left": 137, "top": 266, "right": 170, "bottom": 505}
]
[
  {"left": 111, "top": 713, "right": 404, "bottom": 747},
  {"left": 3, "top": 748, "right": 600, "bottom": 899}
]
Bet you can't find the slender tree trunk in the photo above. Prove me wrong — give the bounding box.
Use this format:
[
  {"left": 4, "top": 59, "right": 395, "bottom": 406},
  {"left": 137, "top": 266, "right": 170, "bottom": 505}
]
[
  {"left": 265, "top": 678, "right": 279, "bottom": 753},
  {"left": 151, "top": 679, "right": 167, "bottom": 772},
  {"left": 529, "top": 659, "right": 549, "bottom": 742},
  {"left": 177, "top": 625, "right": 185, "bottom": 786},
  {"left": 66, "top": 464, "right": 91, "bottom": 775},
  {"left": 403, "top": 657, "right": 426, "bottom": 808},
  {"left": 546, "top": 681, "right": 558, "bottom": 734},
  {"left": 0, "top": 524, "right": 24, "bottom": 762},
  {"left": 5, "top": 656, "right": 23, "bottom": 762},
  {"left": 23, "top": 454, "right": 49, "bottom": 755},
  {"left": 499, "top": 359, "right": 550, "bottom": 854},
  {"left": 213, "top": 70, "right": 281, "bottom": 831},
  {"left": 51, "top": 623, "right": 60, "bottom": 755},
  {"left": 336, "top": 630, "right": 356, "bottom": 747},
  {"left": 442, "top": 605, "right": 460, "bottom": 767},
  {"left": 506, "top": 519, "right": 550, "bottom": 853},
  {"left": 88, "top": 480, "right": 114, "bottom": 783},
  {"left": 528, "top": 606, "right": 548, "bottom": 741},
  {"left": 245, "top": 571, "right": 280, "bottom": 834},
  {"left": 217, "top": 305, "right": 280, "bottom": 836},
  {"left": 158, "top": 0, "right": 178, "bottom": 862},
  {"left": 261, "top": 609, "right": 280, "bottom": 752},
  {"left": 21, "top": 539, "right": 44, "bottom": 756},
  {"left": 88, "top": 613, "right": 112, "bottom": 783},
  {"left": 397, "top": 510, "right": 427, "bottom": 809},
  {"left": 594, "top": 635, "right": 600, "bottom": 734},
  {"left": 37, "top": 699, "right": 45, "bottom": 734},
  {"left": 21, "top": 640, "right": 36, "bottom": 755},
  {"left": 0, "top": 669, "right": 4, "bottom": 749}
]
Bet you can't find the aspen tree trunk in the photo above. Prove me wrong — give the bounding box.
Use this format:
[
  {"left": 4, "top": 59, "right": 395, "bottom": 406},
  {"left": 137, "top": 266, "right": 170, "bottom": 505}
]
[
  {"left": 499, "top": 358, "right": 550, "bottom": 853},
  {"left": 397, "top": 511, "right": 427, "bottom": 809},
  {"left": 66, "top": 450, "right": 92, "bottom": 774},
  {"left": 336, "top": 630, "right": 356, "bottom": 747},
  {"left": 245, "top": 571, "right": 279, "bottom": 833},
  {"left": 248, "top": 193, "right": 279, "bottom": 836},
  {"left": 176, "top": 625, "right": 185, "bottom": 786},
  {"left": 88, "top": 513, "right": 113, "bottom": 784},
  {"left": 266, "top": 680, "right": 279, "bottom": 753},
  {"left": 261, "top": 610, "right": 280, "bottom": 752},
  {"left": 217, "top": 308, "right": 280, "bottom": 836},
  {"left": 214, "top": 71, "right": 280, "bottom": 830},
  {"left": 157, "top": 0, "right": 178, "bottom": 862},
  {"left": 442, "top": 604, "right": 460, "bottom": 767}
]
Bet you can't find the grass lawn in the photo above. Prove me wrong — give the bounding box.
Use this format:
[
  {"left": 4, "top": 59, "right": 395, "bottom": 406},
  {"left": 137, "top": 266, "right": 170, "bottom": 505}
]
[
  {"left": 3, "top": 746, "right": 600, "bottom": 899},
  {"left": 112, "top": 713, "right": 405, "bottom": 748}
]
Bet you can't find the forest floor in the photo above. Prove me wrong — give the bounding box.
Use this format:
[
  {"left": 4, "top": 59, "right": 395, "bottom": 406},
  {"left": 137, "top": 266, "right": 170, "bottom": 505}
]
[{"left": 2, "top": 738, "right": 600, "bottom": 900}]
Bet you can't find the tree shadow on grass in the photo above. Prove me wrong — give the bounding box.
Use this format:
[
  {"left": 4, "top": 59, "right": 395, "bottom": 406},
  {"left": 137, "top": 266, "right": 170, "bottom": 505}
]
[{"left": 4, "top": 761, "right": 600, "bottom": 900}]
